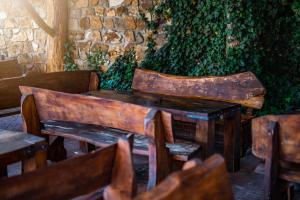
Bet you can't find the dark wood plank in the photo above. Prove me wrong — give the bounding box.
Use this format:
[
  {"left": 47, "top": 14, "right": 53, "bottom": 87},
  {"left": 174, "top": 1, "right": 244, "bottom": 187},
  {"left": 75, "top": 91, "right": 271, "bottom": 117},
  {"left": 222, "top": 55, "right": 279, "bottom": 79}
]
[
  {"left": 132, "top": 68, "right": 265, "bottom": 109},
  {"left": 42, "top": 120, "right": 200, "bottom": 161},
  {"left": 0, "top": 70, "right": 96, "bottom": 110},
  {"left": 135, "top": 154, "right": 234, "bottom": 200},
  {"left": 195, "top": 119, "right": 215, "bottom": 160},
  {"left": 0, "top": 107, "right": 20, "bottom": 118},
  {"left": 264, "top": 121, "right": 280, "bottom": 200}
]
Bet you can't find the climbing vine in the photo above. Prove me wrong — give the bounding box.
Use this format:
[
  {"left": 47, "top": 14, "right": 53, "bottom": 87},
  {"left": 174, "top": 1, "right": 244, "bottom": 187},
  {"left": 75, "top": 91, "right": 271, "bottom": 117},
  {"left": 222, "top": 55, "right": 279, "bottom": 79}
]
[{"left": 141, "top": 0, "right": 300, "bottom": 114}]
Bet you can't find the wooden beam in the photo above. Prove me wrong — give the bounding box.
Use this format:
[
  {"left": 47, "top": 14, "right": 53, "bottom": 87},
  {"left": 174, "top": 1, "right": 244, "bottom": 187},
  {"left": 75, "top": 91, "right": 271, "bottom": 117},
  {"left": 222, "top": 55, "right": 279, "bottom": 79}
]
[{"left": 16, "top": 0, "right": 55, "bottom": 37}]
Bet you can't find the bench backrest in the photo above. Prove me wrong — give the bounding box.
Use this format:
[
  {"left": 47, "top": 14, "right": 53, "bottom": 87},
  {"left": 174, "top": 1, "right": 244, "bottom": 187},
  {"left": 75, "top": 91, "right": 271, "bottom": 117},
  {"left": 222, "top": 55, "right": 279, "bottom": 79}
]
[
  {"left": 20, "top": 86, "right": 172, "bottom": 189},
  {"left": 252, "top": 114, "right": 300, "bottom": 164},
  {"left": 0, "top": 137, "right": 135, "bottom": 200},
  {"left": 0, "top": 70, "right": 98, "bottom": 110},
  {"left": 132, "top": 68, "right": 265, "bottom": 109},
  {"left": 0, "top": 60, "right": 24, "bottom": 79},
  {"left": 135, "top": 154, "right": 234, "bottom": 200}
]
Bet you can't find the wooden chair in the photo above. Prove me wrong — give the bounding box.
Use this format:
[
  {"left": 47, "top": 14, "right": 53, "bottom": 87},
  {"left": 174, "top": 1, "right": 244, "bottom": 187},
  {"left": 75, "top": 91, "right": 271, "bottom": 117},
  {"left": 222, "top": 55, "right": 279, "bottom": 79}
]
[
  {"left": 252, "top": 114, "right": 300, "bottom": 200},
  {"left": 135, "top": 154, "right": 234, "bottom": 200},
  {"left": 0, "top": 136, "right": 136, "bottom": 200},
  {"left": 132, "top": 68, "right": 266, "bottom": 155},
  {"left": 0, "top": 59, "right": 25, "bottom": 79},
  {"left": 0, "top": 70, "right": 98, "bottom": 117},
  {"left": 20, "top": 86, "right": 200, "bottom": 189}
]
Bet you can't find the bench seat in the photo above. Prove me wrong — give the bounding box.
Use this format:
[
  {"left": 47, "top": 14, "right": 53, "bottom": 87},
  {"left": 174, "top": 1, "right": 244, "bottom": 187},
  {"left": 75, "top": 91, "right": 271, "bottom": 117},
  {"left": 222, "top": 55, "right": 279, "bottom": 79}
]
[{"left": 42, "top": 120, "right": 201, "bottom": 162}]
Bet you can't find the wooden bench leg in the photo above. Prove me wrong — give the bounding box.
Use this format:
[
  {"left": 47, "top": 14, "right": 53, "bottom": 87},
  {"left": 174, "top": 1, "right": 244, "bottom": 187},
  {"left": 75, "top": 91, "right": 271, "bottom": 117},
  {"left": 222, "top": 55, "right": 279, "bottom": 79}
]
[
  {"left": 224, "top": 110, "right": 241, "bottom": 172},
  {"left": 0, "top": 163, "right": 7, "bottom": 177},
  {"left": 264, "top": 121, "right": 280, "bottom": 200},
  {"left": 48, "top": 136, "right": 67, "bottom": 162},
  {"left": 195, "top": 119, "right": 215, "bottom": 160}
]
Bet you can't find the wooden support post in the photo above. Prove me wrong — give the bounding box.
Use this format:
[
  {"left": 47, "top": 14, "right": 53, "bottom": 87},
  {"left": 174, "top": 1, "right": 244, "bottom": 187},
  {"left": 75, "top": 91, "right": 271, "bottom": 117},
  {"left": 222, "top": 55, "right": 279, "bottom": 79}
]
[
  {"left": 224, "top": 110, "right": 241, "bottom": 172},
  {"left": 195, "top": 119, "right": 215, "bottom": 160},
  {"left": 264, "top": 121, "right": 280, "bottom": 200}
]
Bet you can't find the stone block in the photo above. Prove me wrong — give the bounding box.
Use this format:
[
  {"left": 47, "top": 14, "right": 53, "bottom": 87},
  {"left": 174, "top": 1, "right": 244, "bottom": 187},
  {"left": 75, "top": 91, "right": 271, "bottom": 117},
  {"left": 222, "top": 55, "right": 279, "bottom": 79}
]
[
  {"left": 11, "top": 31, "right": 27, "bottom": 42},
  {"left": 103, "top": 17, "right": 114, "bottom": 29},
  {"left": 80, "top": 17, "right": 90, "bottom": 30},
  {"left": 103, "top": 31, "right": 122, "bottom": 43},
  {"left": 89, "top": 16, "right": 102, "bottom": 29}
]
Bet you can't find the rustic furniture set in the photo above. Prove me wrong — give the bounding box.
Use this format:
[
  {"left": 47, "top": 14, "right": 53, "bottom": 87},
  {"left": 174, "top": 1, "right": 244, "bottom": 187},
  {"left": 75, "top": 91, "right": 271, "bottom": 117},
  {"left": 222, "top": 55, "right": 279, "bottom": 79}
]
[{"left": 1, "top": 68, "right": 296, "bottom": 200}]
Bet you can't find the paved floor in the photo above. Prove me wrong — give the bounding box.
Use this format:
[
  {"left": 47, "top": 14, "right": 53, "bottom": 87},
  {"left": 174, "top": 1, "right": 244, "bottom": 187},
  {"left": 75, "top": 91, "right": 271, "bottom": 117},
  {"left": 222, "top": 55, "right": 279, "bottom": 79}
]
[{"left": 1, "top": 115, "right": 299, "bottom": 199}]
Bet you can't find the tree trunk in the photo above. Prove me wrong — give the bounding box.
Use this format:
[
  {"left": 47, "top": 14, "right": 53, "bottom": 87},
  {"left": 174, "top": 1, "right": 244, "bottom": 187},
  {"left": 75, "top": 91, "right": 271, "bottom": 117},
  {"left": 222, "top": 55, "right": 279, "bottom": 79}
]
[{"left": 46, "top": 0, "right": 68, "bottom": 72}]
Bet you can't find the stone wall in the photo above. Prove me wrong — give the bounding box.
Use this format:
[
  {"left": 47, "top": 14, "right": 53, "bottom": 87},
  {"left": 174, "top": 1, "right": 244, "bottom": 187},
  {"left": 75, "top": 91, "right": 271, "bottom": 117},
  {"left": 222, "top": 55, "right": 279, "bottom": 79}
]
[
  {"left": 0, "top": 0, "right": 165, "bottom": 71},
  {"left": 0, "top": 0, "right": 48, "bottom": 73},
  {"left": 68, "top": 0, "right": 160, "bottom": 69}
]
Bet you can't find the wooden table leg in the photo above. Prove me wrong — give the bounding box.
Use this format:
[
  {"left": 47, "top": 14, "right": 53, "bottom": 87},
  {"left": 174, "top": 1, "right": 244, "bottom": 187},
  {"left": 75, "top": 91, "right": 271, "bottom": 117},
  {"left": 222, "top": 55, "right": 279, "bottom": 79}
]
[
  {"left": 23, "top": 146, "right": 47, "bottom": 173},
  {"left": 195, "top": 119, "right": 215, "bottom": 159},
  {"left": 0, "top": 163, "right": 7, "bottom": 177},
  {"left": 224, "top": 110, "right": 241, "bottom": 172}
]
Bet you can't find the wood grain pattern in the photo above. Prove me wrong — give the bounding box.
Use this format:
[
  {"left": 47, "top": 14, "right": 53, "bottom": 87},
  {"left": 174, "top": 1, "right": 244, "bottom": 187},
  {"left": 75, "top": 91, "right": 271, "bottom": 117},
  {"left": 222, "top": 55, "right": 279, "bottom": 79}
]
[
  {"left": 132, "top": 68, "right": 265, "bottom": 109},
  {"left": 252, "top": 114, "right": 300, "bottom": 163},
  {"left": 20, "top": 87, "right": 181, "bottom": 189},
  {"left": 0, "top": 70, "right": 97, "bottom": 110},
  {"left": 0, "top": 137, "right": 135, "bottom": 200},
  {"left": 0, "top": 60, "right": 24, "bottom": 79},
  {"left": 135, "top": 154, "right": 234, "bottom": 200}
]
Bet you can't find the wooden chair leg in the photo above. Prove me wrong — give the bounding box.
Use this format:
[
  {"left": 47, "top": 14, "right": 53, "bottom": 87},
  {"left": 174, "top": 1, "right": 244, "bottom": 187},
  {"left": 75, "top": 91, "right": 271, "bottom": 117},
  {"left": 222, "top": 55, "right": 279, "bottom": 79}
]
[
  {"left": 264, "top": 121, "right": 280, "bottom": 200},
  {"left": 48, "top": 136, "right": 67, "bottom": 162},
  {"left": 0, "top": 163, "right": 7, "bottom": 177}
]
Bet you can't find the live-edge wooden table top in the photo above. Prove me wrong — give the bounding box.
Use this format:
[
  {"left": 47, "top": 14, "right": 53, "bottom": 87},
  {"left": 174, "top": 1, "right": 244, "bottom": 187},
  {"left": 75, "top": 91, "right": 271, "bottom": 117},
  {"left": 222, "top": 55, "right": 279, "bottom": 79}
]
[{"left": 85, "top": 90, "right": 241, "bottom": 121}]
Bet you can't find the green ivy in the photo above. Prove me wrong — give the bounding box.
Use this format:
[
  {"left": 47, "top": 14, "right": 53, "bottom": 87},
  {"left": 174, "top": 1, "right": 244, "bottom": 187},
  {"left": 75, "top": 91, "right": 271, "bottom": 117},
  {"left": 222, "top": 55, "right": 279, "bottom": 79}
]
[
  {"left": 100, "top": 50, "right": 138, "bottom": 91},
  {"left": 141, "top": 0, "right": 300, "bottom": 114},
  {"left": 87, "top": 49, "right": 109, "bottom": 71},
  {"left": 63, "top": 41, "right": 79, "bottom": 71}
]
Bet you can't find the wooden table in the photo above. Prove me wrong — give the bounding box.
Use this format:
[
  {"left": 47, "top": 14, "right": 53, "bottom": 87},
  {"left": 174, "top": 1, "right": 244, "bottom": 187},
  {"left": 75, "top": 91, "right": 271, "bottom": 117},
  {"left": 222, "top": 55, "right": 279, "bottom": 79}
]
[
  {"left": 86, "top": 90, "right": 241, "bottom": 172},
  {"left": 0, "top": 129, "right": 47, "bottom": 177}
]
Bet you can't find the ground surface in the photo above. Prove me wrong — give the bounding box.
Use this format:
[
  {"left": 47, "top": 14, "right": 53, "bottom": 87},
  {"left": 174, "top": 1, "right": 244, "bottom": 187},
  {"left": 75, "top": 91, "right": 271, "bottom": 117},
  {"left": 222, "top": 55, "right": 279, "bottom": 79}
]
[{"left": 1, "top": 115, "right": 299, "bottom": 200}]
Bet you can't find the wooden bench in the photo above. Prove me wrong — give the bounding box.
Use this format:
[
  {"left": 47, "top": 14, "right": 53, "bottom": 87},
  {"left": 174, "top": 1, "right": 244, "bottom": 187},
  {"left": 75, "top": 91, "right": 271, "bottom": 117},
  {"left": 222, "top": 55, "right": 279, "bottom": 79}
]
[
  {"left": 0, "top": 136, "right": 136, "bottom": 200},
  {"left": 0, "top": 60, "right": 25, "bottom": 79},
  {"left": 0, "top": 70, "right": 98, "bottom": 118},
  {"left": 135, "top": 154, "right": 234, "bottom": 200},
  {"left": 20, "top": 86, "right": 201, "bottom": 189},
  {"left": 252, "top": 114, "right": 300, "bottom": 200},
  {"left": 132, "top": 68, "right": 266, "bottom": 155}
]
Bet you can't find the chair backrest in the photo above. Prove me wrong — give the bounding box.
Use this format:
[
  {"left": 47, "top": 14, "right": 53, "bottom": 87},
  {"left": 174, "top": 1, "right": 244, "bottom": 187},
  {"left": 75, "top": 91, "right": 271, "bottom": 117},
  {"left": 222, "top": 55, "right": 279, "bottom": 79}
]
[
  {"left": 0, "top": 136, "right": 136, "bottom": 200},
  {"left": 132, "top": 68, "right": 265, "bottom": 109},
  {"left": 0, "top": 70, "right": 98, "bottom": 110},
  {"left": 252, "top": 114, "right": 300, "bottom": 164},
  {"left": 20, "top": 86, "right": 153, "bottom": 136},
  {"left": 0, "top": 59, "right": 24, "bottom": 79},
  {"left": 135, "top": 154, "right": 234, "bottom": 200},
  {"left": 20, "top": 86, "right": 172, "bottom": 189}
]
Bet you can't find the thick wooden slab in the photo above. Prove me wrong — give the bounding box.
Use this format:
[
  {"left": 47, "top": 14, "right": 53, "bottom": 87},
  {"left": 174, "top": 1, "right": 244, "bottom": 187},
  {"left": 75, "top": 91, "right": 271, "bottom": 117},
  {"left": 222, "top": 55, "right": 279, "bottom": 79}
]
[
  {"left": 86, "top": 90, "right": 240, "bottom": 120},
  {"left": 132, "top": 68, "right": 265, "bottom": 109},
  {"left": 42, "top": 120, "right": 200, "bottom": 161},
  {"left": 0, "top": 144, "right": 117, "bottom": 200},
  {"left": 135, "top": 154, "right": 234, "bottom": 200},
  {"left": 20, "top": 86, "right": 151, "bottom": 135},
  {"left": 0, "top": 60, "right": 24, "bottom": 79},
  {"left": 0, "top": 70, "right": 95, "bottom": 110},
  {"left": 252, "top": 114, "right": 300, "bottom": 163}
]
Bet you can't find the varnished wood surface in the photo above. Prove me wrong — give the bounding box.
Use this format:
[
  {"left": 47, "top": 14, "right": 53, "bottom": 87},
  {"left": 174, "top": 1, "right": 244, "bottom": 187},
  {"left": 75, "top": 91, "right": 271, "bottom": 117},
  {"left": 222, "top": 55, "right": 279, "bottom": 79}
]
[
  {"left": 0, "top": 137, "right": 135, "bottom": 200},
  {"left": 20, "top": 86, "right": 180, "bottom": 189},
  {"left": 252, "top": 114, "right": 300, "bottom": 163},
  {"left": 0, "top": 129, "right": 45, "bottom": 158},
  {"left": 0, "top": 60, "right": 24, "bottom": 79},
  {"left": 42, "top": 120, "right": 200, "bottom": 161},
  {"left": 86, "top": 89, "right": 240, "bottom": 120},
  {"left": 132, "top": 68, "right": 265, "bottom": 109},
  {"left": 135, "top": 154, "right": 234, "bottom": 200},
  {"left": 0, "top": 70, "right": 96, "bottom": 110}
]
